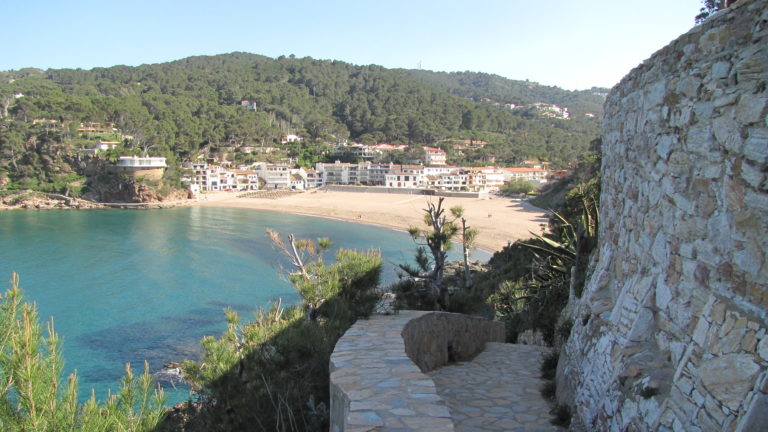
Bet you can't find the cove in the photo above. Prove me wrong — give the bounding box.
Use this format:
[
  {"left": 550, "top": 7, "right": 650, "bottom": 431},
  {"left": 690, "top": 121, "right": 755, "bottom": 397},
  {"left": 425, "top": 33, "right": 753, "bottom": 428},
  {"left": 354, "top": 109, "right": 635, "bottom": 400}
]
[{"left": 0, "top": 206, "right": 490, "bottom": 404}]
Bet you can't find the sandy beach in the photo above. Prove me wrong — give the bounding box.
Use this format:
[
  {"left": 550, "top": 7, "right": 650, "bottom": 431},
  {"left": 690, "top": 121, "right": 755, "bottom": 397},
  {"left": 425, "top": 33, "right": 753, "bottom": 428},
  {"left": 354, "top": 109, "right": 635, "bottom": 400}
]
[{"left": 192, "top": 190, "right": 549, "bottom": 252}]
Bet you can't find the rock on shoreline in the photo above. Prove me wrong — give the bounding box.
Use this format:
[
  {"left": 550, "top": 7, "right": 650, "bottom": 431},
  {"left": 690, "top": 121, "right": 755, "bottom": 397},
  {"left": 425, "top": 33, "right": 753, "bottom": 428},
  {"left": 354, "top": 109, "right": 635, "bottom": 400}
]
[{"left": 1, "top": 191, "right": 106, "bottom": 210}]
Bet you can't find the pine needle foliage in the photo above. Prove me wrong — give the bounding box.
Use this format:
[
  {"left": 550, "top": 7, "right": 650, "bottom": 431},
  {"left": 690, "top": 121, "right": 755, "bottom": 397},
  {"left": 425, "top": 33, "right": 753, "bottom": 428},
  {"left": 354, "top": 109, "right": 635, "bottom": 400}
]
[
  {"left": 176, "top": 235, "right": 382, "bottom": 431},
  {"left": 0, "top": 272, "right": 166, "bottom": 432}
]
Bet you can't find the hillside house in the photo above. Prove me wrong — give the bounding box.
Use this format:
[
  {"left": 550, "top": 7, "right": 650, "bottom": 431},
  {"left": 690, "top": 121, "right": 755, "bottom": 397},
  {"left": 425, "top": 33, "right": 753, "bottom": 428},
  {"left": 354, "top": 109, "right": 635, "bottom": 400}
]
[
  {"left": 503, "top": 167, "right": 550, "bottom": 184},
  {"left": 281, "top": 134, "right": 303, "bottom": 144},
  {"left": 240, "top": 100, "right": 258, "bottom": 111},
  {"left": 423, "top": 146, "right": 447, "bottom": 165},
  {"left": 109, "top": 156, "right": 167, "bottom": 180},
  {"left": 370, "top": 143, "right": 407, "bottom": 152},
  {"left": 77, "top": 122, "right": 117, "bottom": 135}
]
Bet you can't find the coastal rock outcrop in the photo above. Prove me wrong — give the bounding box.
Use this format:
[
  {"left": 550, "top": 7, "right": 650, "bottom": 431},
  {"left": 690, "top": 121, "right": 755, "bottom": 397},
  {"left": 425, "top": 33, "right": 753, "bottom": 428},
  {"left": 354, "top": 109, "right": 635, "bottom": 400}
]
[
  {"left": 0, "top": 191, "right": 105, "bottom": 210},
  {"left": 83, "top": 174, "right": 189, "bottom": 204},
  {"left": 557, "top": 1, "right": 768, "bottom": 430}
]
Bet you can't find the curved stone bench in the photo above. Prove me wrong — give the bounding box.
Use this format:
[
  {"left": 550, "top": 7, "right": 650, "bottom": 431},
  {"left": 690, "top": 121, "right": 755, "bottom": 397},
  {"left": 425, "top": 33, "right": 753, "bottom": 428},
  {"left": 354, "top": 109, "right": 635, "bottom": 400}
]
[{"left": 329, "top": 310, "right": 505, "bottom": 431}]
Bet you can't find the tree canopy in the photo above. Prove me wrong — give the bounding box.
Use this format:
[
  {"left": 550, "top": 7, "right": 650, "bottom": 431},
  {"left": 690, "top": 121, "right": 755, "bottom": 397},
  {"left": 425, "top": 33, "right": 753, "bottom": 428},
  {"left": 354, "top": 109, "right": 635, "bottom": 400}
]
[
  {"left": 695, "top": 0, "right": 738, "bottom": 23},
  {"left": 1, "top": 53, "right": 603, "bottom": 194}
]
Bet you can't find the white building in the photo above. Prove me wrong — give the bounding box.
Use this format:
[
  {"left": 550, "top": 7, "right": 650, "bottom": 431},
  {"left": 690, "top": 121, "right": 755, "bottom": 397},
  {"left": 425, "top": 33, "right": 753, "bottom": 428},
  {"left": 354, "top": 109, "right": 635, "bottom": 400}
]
[
  {"left": 426, "top": 172, "right": 466, "bottom": 190},
  {"left": 316, "top": 161, "right": 369, "bottom": 185},
  {"left": 116, "top": 156, "right": 167, "bottom": 168},
  {"left": 423, "top": 166, "right": 455, "bottom": 177},
  {"left": 385, "top": 165, "right": 425, "bottom": 189},
  {"left": 503, "top": 167, "right": 550, "bottom": 184},
  {"left": 366, "top": 163, "right": 396, "bottom": 185},
  {"left": 289, "top": 171, "right": 306, "bottom": 190},
  {"left": 189, "top": 161, "right": 237, "bottom": 191},
  {"left": 423, "top": 146, "right": 447, "bottom": 166},
  {"left": 385, "top": 171, "right": 423, "bottom": 189},
  {"left": 254, "top": 162, "right": 292, "bottom": 189},
  {"left": 233, "top": 170, "right": 261, "bottom": 191},
  {"left": 281, "top": 134, "right": 303, "bottom": 144},
  {"left": 474, "top": 167, "right": 506, "bottom": 190},
  {"left": 304, "top": 169, "right": 323, "bottom": 189}
]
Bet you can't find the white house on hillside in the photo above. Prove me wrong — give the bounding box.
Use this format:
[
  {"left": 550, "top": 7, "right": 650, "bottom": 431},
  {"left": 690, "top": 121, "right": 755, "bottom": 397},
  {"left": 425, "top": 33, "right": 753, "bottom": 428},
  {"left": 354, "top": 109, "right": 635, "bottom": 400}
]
[
  {"left": 503, "top": 167, "right": 549, "bottom": 184},
  {"left": 423, "top": 146, "right": 447, "bottom": 165},
  {"left": 281, "top": 134, "right": 303, "bottom": 144}
]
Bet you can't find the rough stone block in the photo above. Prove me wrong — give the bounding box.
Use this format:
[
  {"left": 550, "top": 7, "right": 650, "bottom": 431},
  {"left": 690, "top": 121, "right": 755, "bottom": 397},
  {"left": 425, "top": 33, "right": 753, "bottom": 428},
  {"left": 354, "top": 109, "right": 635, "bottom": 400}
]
[
  {"left": 651, "top": 232, "right": 669, "bottom": 264},
  {"left": 676, "top": 76, "right": 702, "bottom": 98},
  {"left": 713, "top": 115, "right": 744, "bottom": 152},
  {"left": 740, "top": 161, "right": 765, "bottom": 190},
  {"left": 646, "top": 81, "right": 668, "bottom": 108},
  {"left": 758, "top": 336, "right": 768, "bottom": 361},
  {"left": 744, "top": 127, "right": 768, "bottom": 163},
  {"left": 736, "top": 94, "right": 768, "bottom": 125},
  {"left": 692, "top": 318, "right": 710, "bottom": 347},
  {"left": 711, "top": 61, "right": 732, "bottom": 79},
  {"left": 699, "top": 353, "right": 761, "bottom": 411},
  {"left": 713, "top": 92, "right": 739, "bottom": 108},
  {"left": 656, "top": 277, "right": 673, "bottom": 311}
]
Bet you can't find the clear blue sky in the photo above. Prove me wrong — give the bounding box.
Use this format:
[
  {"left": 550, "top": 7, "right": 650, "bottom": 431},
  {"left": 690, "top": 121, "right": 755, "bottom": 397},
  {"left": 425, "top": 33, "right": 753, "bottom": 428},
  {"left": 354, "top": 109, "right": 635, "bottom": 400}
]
[{"left": 2, "top": 0, "right": 702, "bottom": 90}]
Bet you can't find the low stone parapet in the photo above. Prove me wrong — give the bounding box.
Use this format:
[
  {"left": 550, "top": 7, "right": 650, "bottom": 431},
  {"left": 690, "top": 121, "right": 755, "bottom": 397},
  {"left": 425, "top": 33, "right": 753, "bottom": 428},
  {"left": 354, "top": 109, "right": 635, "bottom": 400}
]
[{"left": 329, "top": 310, "right": 505, "bottom": 431}]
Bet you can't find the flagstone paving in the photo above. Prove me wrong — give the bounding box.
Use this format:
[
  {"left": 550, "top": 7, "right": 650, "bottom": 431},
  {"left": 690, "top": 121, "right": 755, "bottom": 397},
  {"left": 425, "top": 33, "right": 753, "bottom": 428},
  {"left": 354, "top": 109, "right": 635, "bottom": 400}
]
[
  {"left": 330, "top": 312, "right": 563, "bottom": 431},
  {"left": 429, "top": 342, "right": 564, "bottom": 432}
]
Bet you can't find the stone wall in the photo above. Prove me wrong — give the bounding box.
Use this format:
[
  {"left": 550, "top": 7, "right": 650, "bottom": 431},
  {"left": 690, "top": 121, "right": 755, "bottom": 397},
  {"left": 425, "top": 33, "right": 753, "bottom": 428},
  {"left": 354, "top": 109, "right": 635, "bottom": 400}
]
[
  {"left": 557, "top": 1, "right": 768, "bottom": 431},
  {"left": 329, "top": 311, "right": 504, "bottom": 431},
  {"left": 403, "top": 311, "right": 506, "bottom": 372}
]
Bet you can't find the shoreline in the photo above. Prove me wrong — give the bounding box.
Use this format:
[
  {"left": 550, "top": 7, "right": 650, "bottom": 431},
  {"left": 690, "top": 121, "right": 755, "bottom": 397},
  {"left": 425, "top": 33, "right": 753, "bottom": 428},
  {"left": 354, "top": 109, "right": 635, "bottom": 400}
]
[
  {"left": 1, "top": 189, "right": 549, "bottom": 252},
  {"left": 191, "top": 190, "right": 549, "bottom": 252}
]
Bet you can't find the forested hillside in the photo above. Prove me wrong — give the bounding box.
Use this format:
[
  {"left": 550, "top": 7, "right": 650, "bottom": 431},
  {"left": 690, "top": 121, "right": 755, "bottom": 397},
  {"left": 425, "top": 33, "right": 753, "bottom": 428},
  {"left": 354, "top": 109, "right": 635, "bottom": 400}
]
[
  {"left": 400, "top": 69, "right": 607, "bottom": 116},
  {"left": 0, "top": 52, "right": 604, "bottom": 194}
]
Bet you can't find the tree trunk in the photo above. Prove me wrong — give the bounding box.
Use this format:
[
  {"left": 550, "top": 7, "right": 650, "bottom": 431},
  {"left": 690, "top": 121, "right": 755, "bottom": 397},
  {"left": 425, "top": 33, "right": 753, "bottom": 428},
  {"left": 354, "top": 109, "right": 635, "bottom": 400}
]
[
  {"left": 461, "top": 218, "right": 472, "bottom": 289},
  {"left": 432, "top": 248, "right": 448, "bottom": 310},
  {"left": 1, "top": 97, "right": 10, "bottom": 118}
]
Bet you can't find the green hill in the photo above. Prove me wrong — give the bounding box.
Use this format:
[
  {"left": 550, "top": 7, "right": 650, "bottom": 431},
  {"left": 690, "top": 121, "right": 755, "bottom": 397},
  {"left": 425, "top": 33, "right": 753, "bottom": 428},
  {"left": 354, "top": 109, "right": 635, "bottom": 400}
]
[
  {"left": 0, "top": 52, "right": 603, "bottom": 194},
  {"left": 400, "top": 69, "right": 608, "bottom": 117}
]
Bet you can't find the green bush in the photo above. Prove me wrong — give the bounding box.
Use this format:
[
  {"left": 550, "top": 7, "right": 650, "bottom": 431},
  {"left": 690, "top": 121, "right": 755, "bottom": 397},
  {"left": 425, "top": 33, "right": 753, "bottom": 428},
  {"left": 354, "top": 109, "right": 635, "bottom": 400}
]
[
  {"left": 501, "top": 179, "right": 536, "bottom": 195},
  {"left": 173, "top": 237, "right": 383, "bottom": 431},
  {"left": 478, "top": 146, "right": 601, "bottom": 345}
]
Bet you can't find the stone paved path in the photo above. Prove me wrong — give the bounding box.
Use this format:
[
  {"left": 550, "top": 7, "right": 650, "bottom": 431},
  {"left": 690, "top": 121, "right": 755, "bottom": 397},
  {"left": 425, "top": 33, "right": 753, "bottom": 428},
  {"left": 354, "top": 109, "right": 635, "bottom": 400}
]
[{"left": 428, "top": 343, "right": 564, "bottom": 432}]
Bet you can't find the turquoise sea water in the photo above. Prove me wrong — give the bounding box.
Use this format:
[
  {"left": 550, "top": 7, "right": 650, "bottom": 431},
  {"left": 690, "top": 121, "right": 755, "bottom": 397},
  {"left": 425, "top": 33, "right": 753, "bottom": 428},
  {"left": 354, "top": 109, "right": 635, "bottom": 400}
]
[{"left": 0, "top": 207, "right": 490, "bottom": 404}]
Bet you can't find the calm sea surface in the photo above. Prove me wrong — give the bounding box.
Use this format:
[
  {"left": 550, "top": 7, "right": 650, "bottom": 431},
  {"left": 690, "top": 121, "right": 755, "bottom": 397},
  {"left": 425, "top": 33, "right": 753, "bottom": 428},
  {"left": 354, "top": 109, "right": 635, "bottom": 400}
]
[{"left": 0, "top": 207, "right": 489, "bottom": 404}]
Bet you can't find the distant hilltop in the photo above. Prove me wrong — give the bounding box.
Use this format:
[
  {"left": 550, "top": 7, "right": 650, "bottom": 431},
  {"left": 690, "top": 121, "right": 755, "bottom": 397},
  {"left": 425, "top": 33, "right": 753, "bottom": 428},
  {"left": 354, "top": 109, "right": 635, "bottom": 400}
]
[{"left": 0, "top": 52, "right": 604, "bottom": 198}]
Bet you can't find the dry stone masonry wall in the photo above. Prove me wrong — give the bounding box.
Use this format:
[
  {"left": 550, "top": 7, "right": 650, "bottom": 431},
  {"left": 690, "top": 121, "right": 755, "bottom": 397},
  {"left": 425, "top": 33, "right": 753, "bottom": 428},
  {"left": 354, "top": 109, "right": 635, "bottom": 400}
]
[
  {"left": 329, "top": 311, "right": 504, "bottom": 431},
  {"left": 557, "top": 1, "right": 768, "bottom": 431}
]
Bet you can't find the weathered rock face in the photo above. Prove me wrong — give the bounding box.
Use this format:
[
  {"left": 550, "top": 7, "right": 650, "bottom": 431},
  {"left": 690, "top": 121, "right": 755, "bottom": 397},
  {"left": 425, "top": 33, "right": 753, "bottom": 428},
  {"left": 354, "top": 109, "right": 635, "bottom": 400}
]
[
  {"left": 557, "top": 1, "right": 768, "bottom": 430},
  {"left": 0, "top": 192, "right": 105, "bottom": 210},
  {"left": 85, "top": 175, "right": 188, "bottom": 203}
]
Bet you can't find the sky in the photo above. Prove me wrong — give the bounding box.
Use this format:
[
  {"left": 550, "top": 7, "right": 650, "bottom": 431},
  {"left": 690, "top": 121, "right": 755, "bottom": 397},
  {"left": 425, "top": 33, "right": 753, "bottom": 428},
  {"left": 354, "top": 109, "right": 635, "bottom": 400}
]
[{"left": 1, "top": 0, "right": 703, "bottom": 91}]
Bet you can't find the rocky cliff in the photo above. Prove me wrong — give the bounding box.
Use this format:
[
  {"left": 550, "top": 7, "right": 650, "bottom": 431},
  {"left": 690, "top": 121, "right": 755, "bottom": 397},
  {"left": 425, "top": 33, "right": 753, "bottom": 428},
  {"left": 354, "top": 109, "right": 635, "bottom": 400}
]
[{"left": 557, "top": 1, "right": 767, "bottom": 430}]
